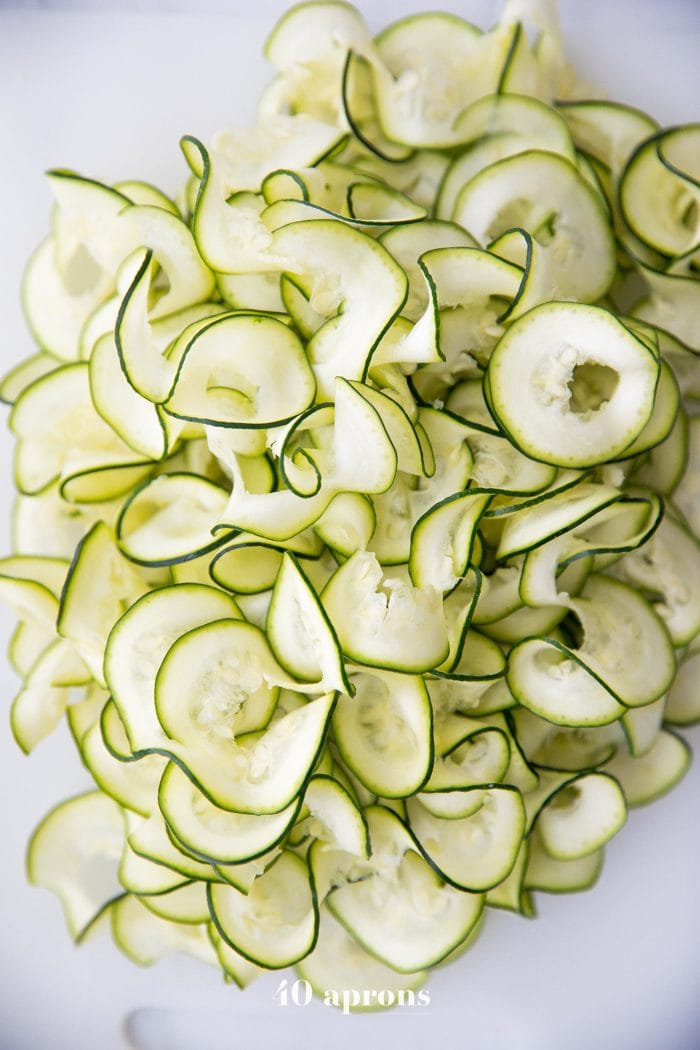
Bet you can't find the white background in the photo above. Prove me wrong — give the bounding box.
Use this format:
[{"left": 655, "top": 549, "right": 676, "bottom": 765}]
[{"left": 1, "top": 2, "right": 699, "bottom": 1049}]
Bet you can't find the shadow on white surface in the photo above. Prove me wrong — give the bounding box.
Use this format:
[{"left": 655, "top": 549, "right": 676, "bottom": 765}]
[{"left": 124, "top": 1006, "right": 491, "bottom": 1050}]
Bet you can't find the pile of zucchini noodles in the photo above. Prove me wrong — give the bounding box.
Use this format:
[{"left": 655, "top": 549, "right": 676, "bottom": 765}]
[{"left": 1, "top": 0, "right": 698, "bottom": 1004}]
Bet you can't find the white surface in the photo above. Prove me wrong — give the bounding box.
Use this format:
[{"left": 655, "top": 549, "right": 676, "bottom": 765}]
[{"left": 1, "top": 3, "right": 699, "bottom": 1049}]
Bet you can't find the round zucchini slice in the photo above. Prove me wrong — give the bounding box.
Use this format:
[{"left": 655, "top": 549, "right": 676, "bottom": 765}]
[
  {"left": 453, "top": 151, "right": 617, "bottom": 302},
  {"left": 487, "top": 302, "right": 659, "bottom": 468}
]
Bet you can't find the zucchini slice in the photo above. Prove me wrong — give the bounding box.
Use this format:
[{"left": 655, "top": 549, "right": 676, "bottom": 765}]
[
  {"left": 487, "top": 302, "right": 659, "bottom": 468},
  {"left": 104, "top": 583, "right": 243, "bottom": 753},
  {"left": 665, "top": 650, "right": 700, "bottom": 726},
  {"left": 127, "top": 810, "right": 224, "bottom": 884},
  {"left": 327, "top": 806, "right": 483, "bottom": 973},
  {"left": 208, "top": 850, "right": 318, "bottom": 968},
  {"left": 406, "top": 787, "right": 526, "bottom": 891},
  {"left": 153, "top": 618, "right": 335, "bottom": 812},
  {"left": 534, "top": 772, "right": 627, "bottom": 860},
  {"left": 140, "top": 881, "right": 211, "bottom": 925},
  {"left": 620, "top": 125, "right": 700, "bottom": 257},
  {"left": 267, "top": 553, "right": 350, "bottom": 695},
  {"left": 271, "top": 219, "right": 407, "bottom": 398},
  {"left": 0, "top": 351, "right": 57, "bottom": 405},
  {"left": 158, "top": 762, "right": 300, "bottom": 864},
  {"left": 333, "top": 667, "right": 433, "bottom": 798},
  {"left": 81, "top": 718, "right": 166, "bottom": 818},
  {"left": 453, "top": 151, "right": 617, "bottom": 302},
  {"left": 111, "top": 895, "right": 217, "bottom": 967},
  {"left": 603, "top": 730, "right": 691, "bottom": 806},
  {"left": 301, "top": 774, "right": 370, "bottom": 857},
  {"left": 10, "top": 363, "right": 152, "bottom": 498},
  {"left": 209, "top": 925, "right": 265, "bottom": 988},
  {"left": 525, "top": 829, "right": 604, "bottom": 894},
  {"left": 371, "top": 14, "right": 514, "bottom": 149},
  {"left": 119, "top": 840, "right": 190, "bottom": 896},
  {"left": 10, "top": 638, "right": 90, "bottom": 753},
  {"left": 421, "top": 718, "right": 510, "bottom": 800},
  {"left": 21, "top": 236, "right": 114, "bottom": 362},
  {"left": 508, "top": 637, "right": 624, "bottom": 728},
  {"left": 117, "top": 473, "right": 231, "bottom": 567},
  {"left": 409, "top": 491, "right": 491, "bottom": 593},
  {"left": 611, "top": 513, "right": 700, "bottom": 646},
  {"left": 90, "top": 331, "right": 174, "bottom": 462},
  {"left": 321, "top": 551, "right": 449, "bottom": 673},
  {"left": 27, "top": 791, "right": 125, "bottom": 940},
  {"left": 57, "top": 520, "right": 148, "bottom": 684},
  {"left": 298, "top": 906, "right": 427, "bottom": 1010},
  {"left": 163, "top": 313, "right": 316, "bottom": 429}
]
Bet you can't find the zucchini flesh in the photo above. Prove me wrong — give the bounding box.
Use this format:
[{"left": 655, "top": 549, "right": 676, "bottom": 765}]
[
  {"left": 333, "top": 667, "right": 433, "bottom": 798},
  {"left": 104, "top": 584, "right": 243, "bottom": 753},
  {"left": 153, "top": 618, "right": 336, "bottom": 812},
  {"left": 487, "top": 302, "right": 659, "bottom": 469},
  {"left": 453, "top": 151, "right": 617, "bottom": 302},
  {"left": 112, "top": 895, "right": 217, "bottom": 967},
  {"left": 321, "top": 551, "right": 449, "bottom": 673},
  {"left": 267, "top": 552, "right": 350, "bottom": 694},
  {"left": 27, "top": 791, "right": 125, "bottom": 940},
  {"left": 603, "top": 730, "right": 691, "bottom": 806},
  {"left": 535, "top": 772, "right": 627, "bottom": 860},
  {"left": 81, "top": 716, "right": 166, "bottom": 818},
  {"left": 525, "top": 830, "right": 604, "bottom": 894},
  {"left": 298, "top": 905, "right": 426, "bottom": 1010},
  {"left": 406, "top": 787, "right": 526, "bottom": 892},
  {"left": 11, "top": 639, "right": 90, "bottom": 753},
  {"left": 326, "top": 806, "right": 483, "bottom": 972},
  {"left": 208, "top": 851, "right": 317, "bottom": 968},
  {"left": 119, "top": 840, "right": 190, "bottom": 896},
  {"left": 140, "top": 881, "right": 210, "bottom": 925},
  {"left": 158, "top": 762, "right": 300, "bottom": 864},
  {"left": 163, "top": 313, "right": 317, "bottom": 428}
]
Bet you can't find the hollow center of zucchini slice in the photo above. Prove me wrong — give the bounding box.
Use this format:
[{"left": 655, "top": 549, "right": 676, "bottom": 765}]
[
  {"left": 192, "top": 662, "right": 264, "bottom": 740},
  {"left": 205, "top": 366, "right": 257, "bottom": 410},
  {"left": 356, "top": 679, "right": 395, "bottom": 746},
  {"left": 532, "top": 210, "right": 558, "bottom": 247},
  {"left": 678, "top": 194, "right": 698, "bottom": 232},
  {"left": 559, "top": 611, "right": 585, "bottom": 650},
  {"left": 450, "top": 734, "right": 489, "bottom": 767},
  {"left": 61, "top": 242, "right": 103, "bottom": 296},
  {"left": 549, "top": 783, "right": 582, "bottom": 811},
  {"left": 534, "top": 645, "right": 577, "bottom": 680},
  {"left": 148, "top": 265, "right": 171, "bottom": 310},
  {"left": 486, "top": 197, "right": 555, "bottom": 243},
  {"left": 567, "top": 361, "right": 619, "bottom": 415},
  {"left": 309, "top": 271, "right": 343, "bottom": 315}
]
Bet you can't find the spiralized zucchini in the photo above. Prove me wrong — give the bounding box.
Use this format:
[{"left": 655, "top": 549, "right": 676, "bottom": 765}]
[{"left": 3, "top": 0, "right": 699, "bottom": 1007}]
